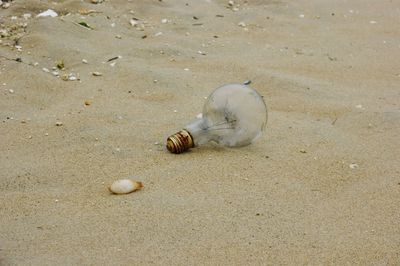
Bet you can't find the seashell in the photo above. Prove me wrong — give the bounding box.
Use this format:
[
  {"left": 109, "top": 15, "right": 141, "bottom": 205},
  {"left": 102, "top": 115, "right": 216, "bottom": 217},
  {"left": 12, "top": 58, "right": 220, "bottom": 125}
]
[{"left": 108, "top": 179, "right": 143, "bottom": 195}]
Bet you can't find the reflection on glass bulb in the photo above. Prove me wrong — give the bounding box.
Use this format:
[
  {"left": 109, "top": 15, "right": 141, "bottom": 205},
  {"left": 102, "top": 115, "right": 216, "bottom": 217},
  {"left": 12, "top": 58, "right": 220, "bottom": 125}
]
[{"left": 167, "top": 83, "right": 267, "bottom": 154}]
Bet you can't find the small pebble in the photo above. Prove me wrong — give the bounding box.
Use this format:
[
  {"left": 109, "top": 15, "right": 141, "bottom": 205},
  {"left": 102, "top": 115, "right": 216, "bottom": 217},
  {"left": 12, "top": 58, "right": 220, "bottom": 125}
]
[
  {"left": 82, "top": 59, "right": 88, "bottom": 64},
  {"left": 55, "top": 121, "right": 63, "bottom": 126},
  {"left": 129, "top": 19, "right": 139, "bottom": 27},
  {"left": 109, "top": 179, "right": 143, "bottom": 195},
  {"left": 349, "top": 163, "right": 359, "bottom": 169},
  {"left": 8, "top": 89, "right": 14, "bottom": 93},
  {"left": 238, "top": 22, "right": 247, "bottom": 27},
  {"left": 92, "top": 71, "right": 102, "bottom": 76},
  {"left": 84, "top": 100, "right": 91, "bottom": 106}
]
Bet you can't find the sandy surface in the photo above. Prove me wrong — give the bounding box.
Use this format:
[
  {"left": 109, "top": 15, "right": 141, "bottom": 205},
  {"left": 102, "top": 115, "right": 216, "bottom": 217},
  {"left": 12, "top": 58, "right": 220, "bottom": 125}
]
[{"left": 1, "top": 0, "right": 399, "bottom": 265}]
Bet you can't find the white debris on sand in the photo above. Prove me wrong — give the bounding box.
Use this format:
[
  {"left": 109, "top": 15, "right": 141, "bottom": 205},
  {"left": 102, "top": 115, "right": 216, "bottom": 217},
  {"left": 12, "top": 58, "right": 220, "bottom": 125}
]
[{"left": 36, "top": 9, "right": 58, "bottom": 18}]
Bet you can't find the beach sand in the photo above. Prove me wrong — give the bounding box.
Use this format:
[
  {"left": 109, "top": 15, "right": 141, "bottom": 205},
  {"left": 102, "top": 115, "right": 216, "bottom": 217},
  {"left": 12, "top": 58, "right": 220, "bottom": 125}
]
[{"left": 1, "top": 0, "right": 399, "bottom": 265}]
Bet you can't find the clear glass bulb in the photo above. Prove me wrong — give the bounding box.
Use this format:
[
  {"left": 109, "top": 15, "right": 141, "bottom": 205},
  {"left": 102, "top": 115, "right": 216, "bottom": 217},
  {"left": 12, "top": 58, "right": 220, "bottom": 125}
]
[{"left": 166, "top": 83, "right": 267, "bottom": 153}]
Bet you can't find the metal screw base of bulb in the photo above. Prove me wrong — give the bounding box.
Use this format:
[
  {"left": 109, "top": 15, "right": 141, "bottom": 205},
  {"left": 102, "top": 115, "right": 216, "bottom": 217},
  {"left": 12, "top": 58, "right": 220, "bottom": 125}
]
[{"left": 166, "top": 130, "right": 194, "bottom": 154}]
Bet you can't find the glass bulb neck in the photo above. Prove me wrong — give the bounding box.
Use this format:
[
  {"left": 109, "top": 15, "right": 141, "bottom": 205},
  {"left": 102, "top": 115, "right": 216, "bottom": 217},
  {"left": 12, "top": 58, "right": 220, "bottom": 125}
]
[{"left": 166, "top": 130, "right": 194, "bottom": 154}]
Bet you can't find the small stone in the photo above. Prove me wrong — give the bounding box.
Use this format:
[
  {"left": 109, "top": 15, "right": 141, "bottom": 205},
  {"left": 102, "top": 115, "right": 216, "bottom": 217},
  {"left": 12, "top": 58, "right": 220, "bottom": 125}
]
[
  {"left": 56, "top": 60, "right": 64, "bottom": 70},
  {"left": 68, "top": 76, "right": 77, "bottom": 81},
  {"left": 299, "top": 149, "right": 307, "bottom": 153},
  {"left": 129, "top": 19, "right": 139, "bottom": 27},
  {"left": 36, "top": 9, "right": 58, "bottom": 17},
  {"left": 349, "top": 163, "right": 359, "bottom": 169},
  {"left": 161, "top": 18, "right": 168, "bottom": 24},
  {"left": 8, "top": 89, "right": 14, "bottom": 93},
  {"left": 115, "top": 35, "right": 122, "bottom": 39},
  {"left": 42, "top": 68, "right": 50, "bottom": 73},
  {"left": 238, "top": 22, "right": 247, "bottom": 27},
  {"left": 228, "top": 0, "right": 234, "bottom": 7},
  {"left": 45, "top": 133, "right": 49, "bottom": 136},
  {"left": 55, "top": 121, "right": 63, "bottom": 126},
  {"left": 109, "top": 179, "right": 143, "bottom": 195},
  {"left": 92, "top": 71, "right": 102, "bottom": 76},
  {"left": 82, "top": 59, "right": 88, "bottom": 64},
  {"left": 299, "top": 14, "right": 305, "bottom": 18},
  {"left": 2, "top": 2, "right": 10, "bottom": 9},
  {"left": 84, "top": 100, "right": 91, "bottom": 106}
]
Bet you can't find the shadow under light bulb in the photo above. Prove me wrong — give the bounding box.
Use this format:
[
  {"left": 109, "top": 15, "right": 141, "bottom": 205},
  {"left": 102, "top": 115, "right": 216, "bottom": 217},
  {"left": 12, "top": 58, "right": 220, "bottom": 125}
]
[{"left": 166, "top": 83, "right": 267, "bottom": 154}]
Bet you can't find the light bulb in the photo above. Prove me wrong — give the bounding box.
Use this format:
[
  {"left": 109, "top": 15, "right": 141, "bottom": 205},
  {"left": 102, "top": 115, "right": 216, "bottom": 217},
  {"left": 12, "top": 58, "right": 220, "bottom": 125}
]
[{"left": 166, "top": 83, "right": 268, "bottom": 154}]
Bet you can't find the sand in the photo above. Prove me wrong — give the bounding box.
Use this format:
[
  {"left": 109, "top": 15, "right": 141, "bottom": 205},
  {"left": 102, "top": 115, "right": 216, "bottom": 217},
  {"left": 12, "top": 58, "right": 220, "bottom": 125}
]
[{"left": 1, "top": 0, "right": 399, "bottom": 265}]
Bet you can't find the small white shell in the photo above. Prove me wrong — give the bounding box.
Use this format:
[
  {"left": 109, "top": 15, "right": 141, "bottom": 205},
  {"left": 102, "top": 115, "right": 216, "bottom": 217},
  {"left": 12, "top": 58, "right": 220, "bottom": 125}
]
[{"left": 109, "top": 179, "right": 143, "bottom": 195}]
